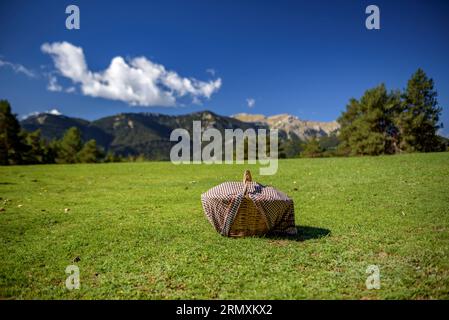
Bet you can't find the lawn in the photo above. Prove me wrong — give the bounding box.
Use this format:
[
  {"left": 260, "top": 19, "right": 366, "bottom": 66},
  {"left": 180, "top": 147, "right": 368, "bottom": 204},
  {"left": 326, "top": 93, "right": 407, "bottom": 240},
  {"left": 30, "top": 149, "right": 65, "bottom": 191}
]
[{"left": 0, "top": 153, "right": 448, "bottom": 299}]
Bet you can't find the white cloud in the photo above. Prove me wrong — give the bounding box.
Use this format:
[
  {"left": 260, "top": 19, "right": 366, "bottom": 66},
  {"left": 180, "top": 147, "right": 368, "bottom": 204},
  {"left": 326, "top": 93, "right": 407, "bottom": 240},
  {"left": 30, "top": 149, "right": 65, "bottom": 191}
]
[
  {"left": 44, "top": 70, "right": 77, "bottom": 93},
  {"left": 41, "top": 42, "right": 87, "bottom": 82},
  {"left": 246, "top": 98, "right": 256, "bottom": 108},
  {"left": 41, "top": 41, "right": 222, "bottom": 107},
  {"left": 47, "top": 75, "right": 63, "bottom": 92},
  {"left": 192, "top": 96, "right": 202, "bottom": 105},
  {"left": 206, "top": 68, "right": 216, "bottom": 76},
  {"left": 0, "top": 58, "right": 36, "bottom": 78}
]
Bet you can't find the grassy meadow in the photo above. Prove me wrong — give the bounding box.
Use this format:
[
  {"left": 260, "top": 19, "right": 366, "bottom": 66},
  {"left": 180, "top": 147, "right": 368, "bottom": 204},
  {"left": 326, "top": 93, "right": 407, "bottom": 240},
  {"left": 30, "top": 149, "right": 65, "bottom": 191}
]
[{"left": 0, "top": 153, "right": 448, "bottom": 299}]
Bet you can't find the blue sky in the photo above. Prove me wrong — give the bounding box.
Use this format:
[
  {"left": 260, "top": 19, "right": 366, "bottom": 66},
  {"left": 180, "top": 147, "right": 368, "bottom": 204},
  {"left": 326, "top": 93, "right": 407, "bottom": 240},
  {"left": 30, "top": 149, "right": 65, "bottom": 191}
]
[{"left": 0, "top": 0, "right": 448, "bottom": 135}]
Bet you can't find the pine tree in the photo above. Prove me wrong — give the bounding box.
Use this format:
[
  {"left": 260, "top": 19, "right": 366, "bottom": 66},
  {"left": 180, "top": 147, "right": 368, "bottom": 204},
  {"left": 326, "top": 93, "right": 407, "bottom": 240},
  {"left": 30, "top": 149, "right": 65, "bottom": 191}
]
[
  {"left": 57, "top": 127, "right": 83, "bottom": 163},
  {"left": 0, "top": 137, "right": 7, "bottom": 165},
  {"left": 0, "top": 100, "right": 28, "bottom": 165},
  {"left": 281, "top": 133, "right": 303, "bottom": 158},
  {"left": 22, "top": 129, "right": 47, "bottom": 164},
  {"left": 104, "top": 151, "right": 121, "bottom": 163},
  {"left": 337, "top": 84, "right": 400, "bottom": 156},
  {"left": 45, "top": 140, "right": 59, "bottom": 164},
  {"left": 301, "top": 137, "right": 323, "bottom": 158},
  {"left": 318, "top": 133, "right": 340, "bottom": 155},
  {"left": 78, "top": 139, "right": 100, "bottom": 163},
  {"left": 395, "top": 68, "right": 443, "bottom": 152}
]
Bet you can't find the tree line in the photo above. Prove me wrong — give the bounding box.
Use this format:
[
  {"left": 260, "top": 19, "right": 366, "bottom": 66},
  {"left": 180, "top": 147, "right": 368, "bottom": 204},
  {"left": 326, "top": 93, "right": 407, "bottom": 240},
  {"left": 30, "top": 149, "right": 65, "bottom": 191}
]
[
  {"left": 299, "top": 68, "right": 447, "bottom": 157},
  {"left": 0, "top": 100, "right": 121, "bottom": 165},
  {"left": 1, "top": 68, "right": 447, "bottom": 165}
]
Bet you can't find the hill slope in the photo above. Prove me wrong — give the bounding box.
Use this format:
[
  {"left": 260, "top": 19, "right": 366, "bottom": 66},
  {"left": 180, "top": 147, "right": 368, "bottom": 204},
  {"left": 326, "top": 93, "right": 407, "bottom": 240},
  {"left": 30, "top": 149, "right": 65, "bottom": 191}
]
[
  {"left": 21, "top": 111, "right": 267, "bottom": 159},
  {"left": 21, "top": 110, "right": 338, "bottom": 159}
]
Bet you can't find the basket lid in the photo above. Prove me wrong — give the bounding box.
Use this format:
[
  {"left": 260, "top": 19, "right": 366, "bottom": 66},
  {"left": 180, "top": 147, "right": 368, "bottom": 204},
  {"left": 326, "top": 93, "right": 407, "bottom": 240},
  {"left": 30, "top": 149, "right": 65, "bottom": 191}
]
[{"left": 201, "top": 170, "right": 296, "bottom": 236}]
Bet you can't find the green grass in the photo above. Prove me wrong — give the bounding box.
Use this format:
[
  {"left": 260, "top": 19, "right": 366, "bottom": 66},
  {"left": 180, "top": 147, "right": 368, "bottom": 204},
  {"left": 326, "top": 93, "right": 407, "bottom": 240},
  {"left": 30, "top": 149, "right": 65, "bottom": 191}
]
[{"left": 1, "top": 153, "right": 448, "bottom": 299}]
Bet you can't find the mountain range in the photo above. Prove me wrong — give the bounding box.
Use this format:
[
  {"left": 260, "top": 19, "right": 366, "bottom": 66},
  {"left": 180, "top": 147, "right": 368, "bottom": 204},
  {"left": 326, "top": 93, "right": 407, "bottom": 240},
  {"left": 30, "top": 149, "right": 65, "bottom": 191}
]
[
  {"left": 232, "top": 113, "right": 339, "bottom": 141},
  {"left": 20, "top": 110, "right": 340, "bottom": 160}
]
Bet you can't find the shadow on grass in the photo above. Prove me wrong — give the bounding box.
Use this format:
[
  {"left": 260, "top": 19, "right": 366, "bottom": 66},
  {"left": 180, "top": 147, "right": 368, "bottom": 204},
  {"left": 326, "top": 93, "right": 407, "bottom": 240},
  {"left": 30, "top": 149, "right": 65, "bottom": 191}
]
[
  {"left": 266, "top": 226, "right": 331, "bottom": 242},
  {"left": 0, "top": 182, "right": 15, "bottom": 185}
]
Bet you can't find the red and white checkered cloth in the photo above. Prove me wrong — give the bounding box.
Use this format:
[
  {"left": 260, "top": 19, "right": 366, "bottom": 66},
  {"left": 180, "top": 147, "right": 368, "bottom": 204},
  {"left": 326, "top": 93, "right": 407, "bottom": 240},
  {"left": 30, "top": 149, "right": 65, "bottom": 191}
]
[{"left": 201, "top": 181, "right": 297, "bottom": 236}]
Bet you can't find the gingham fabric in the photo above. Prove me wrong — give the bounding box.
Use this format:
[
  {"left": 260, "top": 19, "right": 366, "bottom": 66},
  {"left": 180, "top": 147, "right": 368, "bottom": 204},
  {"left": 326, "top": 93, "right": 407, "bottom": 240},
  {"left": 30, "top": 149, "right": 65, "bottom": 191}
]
[{"left": 201, "top": 181, "right": 297, "bottom": 236}]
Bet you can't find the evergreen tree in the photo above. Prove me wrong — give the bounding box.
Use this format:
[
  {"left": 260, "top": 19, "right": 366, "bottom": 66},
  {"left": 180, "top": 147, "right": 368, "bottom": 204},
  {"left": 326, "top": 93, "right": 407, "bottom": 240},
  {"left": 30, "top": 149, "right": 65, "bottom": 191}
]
[
  {"left": 104, "top": 151, "right": 121, "bottom": 163},
  {"left": 22, "top": 129, "right": 47, "bottom": 164},
  {"left": 395, "top": 68, "right": 443, "bottom": 152},
  {"left": 301, "top": 137, "right": 323, "bottom": 158},
  {"left": 45, "top": 140, "right": 59, "bottom": 164},
  {"left": 319, "top": 133, "right": 340, "bottom": 154},
  {"left": 0, "top": 100, "right": 28, "bottom": 165},
  {"left": 261, "top": 133, "right": 286, "bottom": 159},
  {"left": 0, "top": 136, "right": 7, "bottom": 165},
  {"left": 134, "top": 154, "right": 147, "bottom": 162},
  {"left": 281, "top": 133, "right": 303, "bottom": 158},
  {"left": 57, "top": 127, "right": 83, "bottom": 163},
  {"left": 78, "top": 139, "right": 100, "bottom": 163},
  {"left": 337, "top": 84, "right": 400, "bottom": 156}
]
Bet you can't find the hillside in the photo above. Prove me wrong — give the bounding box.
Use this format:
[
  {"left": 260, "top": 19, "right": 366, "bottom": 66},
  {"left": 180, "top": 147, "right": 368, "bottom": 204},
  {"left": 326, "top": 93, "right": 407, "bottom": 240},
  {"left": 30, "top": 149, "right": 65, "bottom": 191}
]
[{"left": 21, "top": 110, "right": 338, "bottom": 159}]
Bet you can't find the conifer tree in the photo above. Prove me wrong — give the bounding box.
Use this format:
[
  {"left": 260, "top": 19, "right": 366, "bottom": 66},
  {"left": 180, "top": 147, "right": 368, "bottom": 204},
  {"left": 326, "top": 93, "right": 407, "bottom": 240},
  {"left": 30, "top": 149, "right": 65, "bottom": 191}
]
[
  {"left": 57, "top": 127, "right": 83, "bottom": 163},
  {"left": 23, "top": 129, "right": 47, "bottom": 164},
  {"left": 78, "top": 139, "right": 100, "bottom": 163},
  {"left": 301, "top": 137, "right": 323, "bottom": 158},
  {"left": 0, "top": 100, "right": 28, "bottom": 165},
  {"left": 395, "top": 68, "right": 443, "bottom": 152},
  {"left": 338, "top": 84, "right": 399, "bottom": 155}
]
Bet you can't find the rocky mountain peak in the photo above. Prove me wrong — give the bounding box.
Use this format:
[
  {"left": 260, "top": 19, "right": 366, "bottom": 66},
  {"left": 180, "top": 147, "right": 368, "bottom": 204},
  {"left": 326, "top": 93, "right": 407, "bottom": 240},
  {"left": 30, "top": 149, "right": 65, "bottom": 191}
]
[{"left": 232, "top": 112, "right": 339, "bottom": 140}]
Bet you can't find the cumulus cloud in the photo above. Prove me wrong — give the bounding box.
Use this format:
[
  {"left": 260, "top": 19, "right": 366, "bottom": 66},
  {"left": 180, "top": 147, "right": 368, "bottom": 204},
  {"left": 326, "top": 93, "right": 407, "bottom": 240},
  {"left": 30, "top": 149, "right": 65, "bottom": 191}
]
[
  {"left": 246, "top": 98, "right": 256, "bottom": 108},
  {"left": 41, "top": 41, "right": 222, "bottom": 107},
  {"left": 43, "top": 69, "right": 78, "bottom": 93},
  {"left": 0, "top": 58, "right": 36, "bottom": 78}
]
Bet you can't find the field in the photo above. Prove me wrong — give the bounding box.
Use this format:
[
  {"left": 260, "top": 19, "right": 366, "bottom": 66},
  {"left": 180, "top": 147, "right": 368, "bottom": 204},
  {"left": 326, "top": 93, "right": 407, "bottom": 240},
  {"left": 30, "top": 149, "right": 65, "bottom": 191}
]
[{"left": 1, "top": 153, "right": 448, "bottom": 299}]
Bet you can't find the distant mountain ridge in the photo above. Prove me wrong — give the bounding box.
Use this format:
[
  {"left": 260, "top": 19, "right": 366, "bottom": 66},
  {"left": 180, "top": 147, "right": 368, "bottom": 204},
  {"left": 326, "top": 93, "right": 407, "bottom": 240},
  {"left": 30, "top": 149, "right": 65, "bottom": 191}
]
[
  {"left": 232, "top": 113, "right": 340, "bottom": 141},
  {"left": 21, "top": 110, "right": 339, "bottom": 159}
]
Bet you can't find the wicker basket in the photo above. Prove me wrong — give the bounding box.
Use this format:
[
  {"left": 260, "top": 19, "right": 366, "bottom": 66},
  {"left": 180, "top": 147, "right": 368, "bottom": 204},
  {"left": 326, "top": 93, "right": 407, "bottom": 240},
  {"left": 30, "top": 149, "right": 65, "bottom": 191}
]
[{"left": 228, "top": 170, "right": 269, "bottom": 237}]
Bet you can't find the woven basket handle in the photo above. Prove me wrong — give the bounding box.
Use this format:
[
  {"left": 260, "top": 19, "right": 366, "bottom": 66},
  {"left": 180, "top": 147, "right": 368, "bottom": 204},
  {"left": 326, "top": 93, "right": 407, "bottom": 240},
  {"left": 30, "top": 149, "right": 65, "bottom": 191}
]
[
  {"left": 242, "top": 170, "right": 252, "bottom": 195},
  {"left": 243, "top": 170, "right": 252, "bottom": 183}
]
